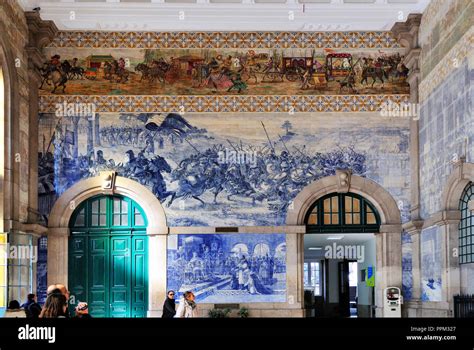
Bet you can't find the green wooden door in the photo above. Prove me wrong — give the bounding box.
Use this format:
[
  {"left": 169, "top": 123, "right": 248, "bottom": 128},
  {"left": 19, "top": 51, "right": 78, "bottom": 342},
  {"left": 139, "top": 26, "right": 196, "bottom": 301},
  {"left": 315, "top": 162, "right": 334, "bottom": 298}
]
[{"left": 68, "top": 195, "right": 148, "bottom": 318}]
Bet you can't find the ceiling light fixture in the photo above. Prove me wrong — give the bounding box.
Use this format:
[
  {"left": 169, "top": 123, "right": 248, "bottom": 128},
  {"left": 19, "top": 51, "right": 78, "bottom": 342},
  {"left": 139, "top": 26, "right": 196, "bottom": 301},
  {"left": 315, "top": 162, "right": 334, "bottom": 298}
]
[{"left": 327, "top": 235, "right": 344, "bottom": 240}]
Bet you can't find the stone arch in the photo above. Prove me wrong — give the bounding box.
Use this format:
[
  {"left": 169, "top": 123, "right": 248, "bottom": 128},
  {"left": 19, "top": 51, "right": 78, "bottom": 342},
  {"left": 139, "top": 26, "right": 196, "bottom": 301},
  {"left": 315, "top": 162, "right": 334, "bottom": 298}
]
[
  {"left": 287, "top": 174, "right": 402, "bottom": 317},
  {"left": 286, "top": 174, "right": 402, "bottom": 226},
  {"left": 441, "top": 162, "right": 474, "bottom": 211},
  {"left": 48, "top": 175, "right": 167, "bottom": 233},
  {"left": 47, "top": 174, "right": 168, "bottom": 315},
  {"left": 0, "top": 33, "right": 19, "bottom": 232}
]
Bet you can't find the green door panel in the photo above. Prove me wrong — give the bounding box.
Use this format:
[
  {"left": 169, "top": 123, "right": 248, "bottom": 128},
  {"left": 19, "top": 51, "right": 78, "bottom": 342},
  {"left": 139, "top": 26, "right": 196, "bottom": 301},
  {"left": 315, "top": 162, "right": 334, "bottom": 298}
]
[
  {"left": 110, "top": 236, "right": 131, "bottom": 318},
  {"left": 131, "top": 235, "right": 148, "bottom": 318},
  {"left": 88, "top": 236, "right": 109, "bottom": 318},
  {"left": 68, "top": 236, "right": 88, "bottom": 312},
  {"left": 68, "top": 195, "right": 149, "bottom": 318}
]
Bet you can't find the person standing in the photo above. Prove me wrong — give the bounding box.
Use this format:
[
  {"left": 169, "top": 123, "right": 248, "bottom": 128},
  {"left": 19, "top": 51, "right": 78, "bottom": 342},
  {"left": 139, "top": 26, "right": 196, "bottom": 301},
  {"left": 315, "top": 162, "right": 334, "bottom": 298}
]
[
  {"left": 39, "top": 290, "right": 67, "bottom": 318},
  {"left": 46, "top": 284, "right": 71, "bottom": 317},
  {"left": 4, "top": 300, "right": 26, "bottom": 318},
  {"left": 175, "top": 291, "right": 198, "bottom": 318},
  {"left": 22, "top": 294, "right": 42, "bottom": 318},
  {"left": 162, "top": 290, "right": 176, "bottom": 318}
]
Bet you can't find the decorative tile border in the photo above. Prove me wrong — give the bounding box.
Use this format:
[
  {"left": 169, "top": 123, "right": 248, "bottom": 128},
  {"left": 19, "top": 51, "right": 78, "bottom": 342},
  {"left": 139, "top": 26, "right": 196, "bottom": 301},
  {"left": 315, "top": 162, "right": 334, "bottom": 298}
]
[
  {"left": 39, "top": 94, "right": 410, "bottom": 113},
  {"left": 419, "top": 0, "right": 447, "bottom": 42},
  {"left": 419, "top": 27, "right": 474, "bottom": 102},
  {"left": 48, "top": 31, "right": 401, "bottom": 49}
]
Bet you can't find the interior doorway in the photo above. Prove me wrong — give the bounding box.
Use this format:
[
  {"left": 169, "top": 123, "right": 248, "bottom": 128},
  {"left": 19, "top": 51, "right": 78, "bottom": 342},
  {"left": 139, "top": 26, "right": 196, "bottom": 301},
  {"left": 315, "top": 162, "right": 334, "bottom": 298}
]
[
  {"left": 68, "top": 194, "right": 148, "bottom": 317},
  {"left": 303, "top": 192, "right": 379, "bottom": 318}
]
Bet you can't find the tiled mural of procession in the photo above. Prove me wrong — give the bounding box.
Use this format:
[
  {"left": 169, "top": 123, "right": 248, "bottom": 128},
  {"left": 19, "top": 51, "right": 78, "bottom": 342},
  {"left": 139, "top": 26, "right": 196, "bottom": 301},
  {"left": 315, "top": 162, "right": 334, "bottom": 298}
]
[
  {"left": 38, "top": 47, "right": 410, "bottom": 95},
  {"left": 38, "top": 112, "right": 411, "bottom": 227},
  {"left": 167, "top": 234, "right": 287, "bottom": 303}
]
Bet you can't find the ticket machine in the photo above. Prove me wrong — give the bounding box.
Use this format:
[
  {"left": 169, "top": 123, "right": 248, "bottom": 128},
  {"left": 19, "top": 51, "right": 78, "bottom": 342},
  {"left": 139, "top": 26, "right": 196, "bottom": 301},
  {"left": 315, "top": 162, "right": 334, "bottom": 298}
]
[{"left": 383, "top": 287, "right": 403, "bottom": 317}]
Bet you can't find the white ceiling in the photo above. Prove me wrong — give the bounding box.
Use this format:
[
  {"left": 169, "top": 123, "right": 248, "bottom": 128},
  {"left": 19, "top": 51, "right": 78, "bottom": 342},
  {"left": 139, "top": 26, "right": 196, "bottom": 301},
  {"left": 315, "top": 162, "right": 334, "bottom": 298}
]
[
  {"left": 18, "top": 0, "right": 431, "bottom": 31},
  {"left": 304, "top": 233, "right": 374, "bottom": 256}
]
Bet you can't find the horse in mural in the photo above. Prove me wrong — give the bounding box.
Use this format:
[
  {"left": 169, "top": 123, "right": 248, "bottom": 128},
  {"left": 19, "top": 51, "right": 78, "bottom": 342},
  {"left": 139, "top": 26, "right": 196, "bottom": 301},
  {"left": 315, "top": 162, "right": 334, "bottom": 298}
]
[
  {"left": 59, "top": 60, "right": 85, "bottom": 80},
  {"left": 67, "top": 66, "right": 85, "bottom": 80},
  {"left": 360, "top": 65, "right": 386, "bottom": 87},
  {"left": 147, "top": 155, "right": 175, "bottom": 201},
  {"left": 166, "top": 174, "right": 207, "bottom": 207},
  {"left": 135, "top": 60, "right": 172, "bottom": 85},
  {"left": 39, "top": 62, "right": 68, "bottom": 93},
  {"left": 104, "top": 61, "right": 130, "bottom": 83}
]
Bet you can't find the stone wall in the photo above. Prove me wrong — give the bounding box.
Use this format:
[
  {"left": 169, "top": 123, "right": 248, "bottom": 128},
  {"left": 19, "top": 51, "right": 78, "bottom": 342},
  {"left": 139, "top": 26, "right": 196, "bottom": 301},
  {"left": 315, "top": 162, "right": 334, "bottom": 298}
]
[
  {"left": 0, "top": 3, "right": 56, "bottom": 307},
  {"left": 404, "top": 0, "right": 474, "bottom": 317},
  {"left": 418, "top": 0, "right": 474, "bottom": 219},
  {"left": 0, "top": 0, "right": 31, "bottom": 225}
]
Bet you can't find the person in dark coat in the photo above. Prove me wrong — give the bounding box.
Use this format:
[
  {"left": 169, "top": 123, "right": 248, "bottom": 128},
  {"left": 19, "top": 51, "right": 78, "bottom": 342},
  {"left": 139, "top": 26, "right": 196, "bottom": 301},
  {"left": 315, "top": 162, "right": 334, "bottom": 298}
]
[
  {"left": 21, "top": 294, "right": 42, "bottom": 318},
  {"left": 161, "top": 290, "right": 176, "bottom": 318}
]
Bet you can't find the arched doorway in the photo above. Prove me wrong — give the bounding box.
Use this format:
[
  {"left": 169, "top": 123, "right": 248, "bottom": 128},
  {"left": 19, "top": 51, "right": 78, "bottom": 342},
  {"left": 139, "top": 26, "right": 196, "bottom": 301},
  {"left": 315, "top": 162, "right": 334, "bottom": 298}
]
[
  {"left": 303, "top": 192, "right": 380, "bottom": 318},
  {"left": 287, "top": 174, "right": 402, "bottom": 318},
  {"left": 68, "top": 194, "right": 148, "bottom": 317},
  {"left": 48, "top": 174, "right": 168, "bottom": 316}
]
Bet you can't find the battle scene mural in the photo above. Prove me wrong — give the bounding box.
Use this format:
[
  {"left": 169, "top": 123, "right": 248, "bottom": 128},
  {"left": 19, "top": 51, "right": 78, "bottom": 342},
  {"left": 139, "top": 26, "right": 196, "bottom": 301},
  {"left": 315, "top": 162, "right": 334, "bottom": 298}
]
[
  {"left": 39, "top": 47, "right": 410, "bottom": 96},
  {"left": 38, "top": 112, "right": 411, "bottom": 226},
  {"left": 167, "top": 234, "right": 286, "bottom": 303}
]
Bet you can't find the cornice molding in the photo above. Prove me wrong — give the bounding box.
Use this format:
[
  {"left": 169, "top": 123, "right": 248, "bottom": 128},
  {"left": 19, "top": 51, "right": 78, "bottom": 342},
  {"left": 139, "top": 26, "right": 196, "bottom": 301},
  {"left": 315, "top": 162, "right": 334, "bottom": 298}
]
[{"left": 25, "top": 11, "right": 58, "bottom": 71}]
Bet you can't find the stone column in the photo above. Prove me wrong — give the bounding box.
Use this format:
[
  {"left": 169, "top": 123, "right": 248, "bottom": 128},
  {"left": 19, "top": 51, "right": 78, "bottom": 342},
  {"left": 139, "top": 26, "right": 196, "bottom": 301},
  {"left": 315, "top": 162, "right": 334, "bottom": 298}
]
[
  {"left": 288, "top": 231, "right": 304, "bottom": 315},
  {"left": 391, "top": 14, "right": 422, "bottom": 220},
  {"left": 375, "top": 225, "right": 402, "bottom": 317},
  {"left": 402, "top": 220, "right": 423, "bottom": 316},
  {"left": 25, "top": 11, "right": 58, "bottom": 223},
  {"left": 46, "top": 228, "right": 69, "bottom": 287},
  {"left": 391, "top": 13, "right": 423, "bottom": 318},
  {"left": 147, "top": 227, "right": 168, "bottom": 317}
]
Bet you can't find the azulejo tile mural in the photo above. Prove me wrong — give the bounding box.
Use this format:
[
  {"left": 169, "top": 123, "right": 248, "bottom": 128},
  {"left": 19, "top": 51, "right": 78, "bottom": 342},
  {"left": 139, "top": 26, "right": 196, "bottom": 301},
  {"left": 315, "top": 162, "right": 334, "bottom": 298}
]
[
  {"left": 419, "top": 58, "right": 473, "bottom": 218},
  {"left": 167, "top": 234, "right": 286, "bottom": 303},
  {"left": 49, "top": 31, "right": 401, "bottom": 49},
  {"left": 421, "top": 226, "right": 442, "bottom": 302},
  {"left": 40, "top": 47, "right": 410, "bottom": 96},
  {"left": 402, "top": 231, "right": 413, "bottom": 301},
  {"left": 38, "top": 112, "right": 411, "bottom": 226}
]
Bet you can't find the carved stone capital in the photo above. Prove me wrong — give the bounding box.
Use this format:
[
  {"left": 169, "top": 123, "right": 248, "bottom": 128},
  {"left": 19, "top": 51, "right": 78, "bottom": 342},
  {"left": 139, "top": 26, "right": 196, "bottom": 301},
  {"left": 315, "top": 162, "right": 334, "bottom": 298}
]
[
  {"left": 402, "top": 219, "right": 424, "bottom": 235},
  {"left": 25, "top": 11, "right": 58, "bottom": 72},
  {"left": 391, "top": 14, "right": 422, "bottom": 50},
  {"left": 391, "top": 14, "right": 422, "bottom": 75}
]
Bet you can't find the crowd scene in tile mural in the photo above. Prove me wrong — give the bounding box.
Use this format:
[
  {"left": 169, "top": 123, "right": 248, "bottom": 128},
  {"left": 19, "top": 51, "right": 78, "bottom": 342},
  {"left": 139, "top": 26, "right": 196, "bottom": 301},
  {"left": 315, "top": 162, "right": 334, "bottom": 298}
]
[
  {"left": 39, "top": 48, "right": 410, "bottom": 96},
  {"left": 38, "top": 112, "right": 391, "bottom": 226},
  {"left": 167, "top": 234, "right": 287, "bottom": 303}
]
